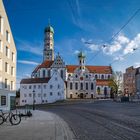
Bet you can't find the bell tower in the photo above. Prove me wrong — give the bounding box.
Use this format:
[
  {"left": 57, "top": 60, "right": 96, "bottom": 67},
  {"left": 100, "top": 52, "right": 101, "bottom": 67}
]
[
  {"left": 43, "top": 23, "right": 54, "bottom": 61},
  {"left": 78, "top": 51, "right": 86, "bottom": 71}
]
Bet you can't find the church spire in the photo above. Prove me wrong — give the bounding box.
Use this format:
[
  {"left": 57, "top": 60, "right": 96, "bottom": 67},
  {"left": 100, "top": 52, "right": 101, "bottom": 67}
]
[{"left": 43, "top": 22, "right": 54, "bottom": 61}]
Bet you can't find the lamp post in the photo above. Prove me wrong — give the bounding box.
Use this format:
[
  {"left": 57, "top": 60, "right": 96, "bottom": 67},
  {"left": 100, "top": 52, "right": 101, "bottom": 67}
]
[{"left": 33, "top": 90, "right": 35, "bottom": 110}]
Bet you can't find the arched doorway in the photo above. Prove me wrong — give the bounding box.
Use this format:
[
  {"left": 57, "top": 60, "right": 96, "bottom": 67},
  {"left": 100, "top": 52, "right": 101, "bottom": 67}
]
[{"left": 80, "top": 93, "right": 84, "bottom": 99}]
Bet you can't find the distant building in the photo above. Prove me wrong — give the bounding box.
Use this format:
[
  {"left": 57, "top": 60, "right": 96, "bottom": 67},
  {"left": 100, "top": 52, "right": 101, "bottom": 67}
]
[
  {"left": 135, "top": 67, "right": 140, "bottom": 95},
  {"left": 123, "top": 66, "right": 136, "bottom": 96},
  {"left": 66, "top": 52, "right": 112, "bottom": 99},
  {"left": 0, "top": 0, "right": 17, "bottom": 110},
  {"left": 20, "top": 24, "right": 113, "bottom": 106}
]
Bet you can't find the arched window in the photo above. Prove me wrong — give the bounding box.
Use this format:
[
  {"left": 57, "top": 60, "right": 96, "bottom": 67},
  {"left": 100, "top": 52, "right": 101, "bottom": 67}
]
[
  {"left": 108, "top": 75, "right": 110, "bottom": 79},
  {"left": 101, "top": 75, "right": 104, "bottom": 79},
  {"left": 91, "top": 83, "right": 94, "bottom": 90},
  {"left": 75, "top": 83, "right": 78, "bottom": 90},
  {"left": 43, "top": 70, "right": 45, "bottom": 78},
  {"left": 70, "top": 82, "right": 73, "bottom": 90}
]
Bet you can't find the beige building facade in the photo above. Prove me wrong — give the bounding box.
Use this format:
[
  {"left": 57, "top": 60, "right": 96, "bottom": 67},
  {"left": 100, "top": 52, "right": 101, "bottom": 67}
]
[
  {"left": 123, "top": 66, "right": 136, "bottom": 96},
  {"left": 0, "top": 0, "right": 17, "bottom": 110}
]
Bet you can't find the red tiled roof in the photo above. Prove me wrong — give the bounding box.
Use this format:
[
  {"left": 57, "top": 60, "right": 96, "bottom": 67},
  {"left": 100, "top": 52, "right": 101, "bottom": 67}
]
[
  {"left": 66, "top": 65, "right": 112, "bottom": 74},
  {"left": 20, "top": 78, "right": 50, "bottom": 84},
  {"left": 66, "top": 65, "right": 77, "bottom": 73},
  {"left": 96, "top": 80, "right": 111, "bottom": 86},
  {"left": 32, "top": 60, "right": 54, "bottom": 73}
]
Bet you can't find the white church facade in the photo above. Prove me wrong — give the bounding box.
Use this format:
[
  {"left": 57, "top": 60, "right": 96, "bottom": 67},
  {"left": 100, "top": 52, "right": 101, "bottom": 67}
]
[{"left": 20, "top": 24, "right": 112, "bottom": 106}]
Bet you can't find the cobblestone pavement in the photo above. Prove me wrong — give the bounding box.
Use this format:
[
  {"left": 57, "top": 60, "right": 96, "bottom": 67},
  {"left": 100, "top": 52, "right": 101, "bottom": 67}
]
[{"left": 38, "top": 100, "right": 140, "bottom": 140}]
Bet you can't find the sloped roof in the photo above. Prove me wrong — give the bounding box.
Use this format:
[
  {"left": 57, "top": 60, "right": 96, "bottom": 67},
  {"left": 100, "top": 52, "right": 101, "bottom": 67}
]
[
  {"left": 32, "top": 60, "right": 54, "bottom": 73},
  {"left": 96, "top": 80, "right": 111, "bottom": 86},
  {"left": 20, "top": 78, "right": 50, "bottom": 84},
  {"left": 66, "top": 65, "right": 112, "bottom": 74}
]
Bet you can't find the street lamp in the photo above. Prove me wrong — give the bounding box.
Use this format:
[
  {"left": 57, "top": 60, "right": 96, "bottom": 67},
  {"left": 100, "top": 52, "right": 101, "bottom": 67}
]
[{"left": 33, "top": 90, "right": 35, "bottom": 110}]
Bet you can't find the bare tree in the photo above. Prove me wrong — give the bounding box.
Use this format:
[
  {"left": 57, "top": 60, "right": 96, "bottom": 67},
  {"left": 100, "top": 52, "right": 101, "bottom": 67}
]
[{"left": 109, "top": 71, "right": 123, "bottom": 98}]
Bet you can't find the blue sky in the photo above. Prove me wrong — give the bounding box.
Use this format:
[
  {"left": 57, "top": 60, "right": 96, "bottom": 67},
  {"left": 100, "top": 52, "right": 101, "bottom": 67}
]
[{"left": 3, "top": 0, "right": 140, "bottom": 89}]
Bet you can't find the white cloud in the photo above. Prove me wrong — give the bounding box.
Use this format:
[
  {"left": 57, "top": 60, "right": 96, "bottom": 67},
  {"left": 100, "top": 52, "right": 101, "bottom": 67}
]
[
  {"left": 103, "top": 41, "right": 122, "bottom": 55},
  {"left": 123, "top": 33, "right": 140, "bottom": 55},
  {"left": 87, "top": 44, "right": 99, "bottom": 51},
  {"left": 18, "top": 60, "right": 39, "bottom": 65},
  {"left": 82, "top": 33, "right": 140, "bottom": 63},
  {"left": 117, "top": 34, "right": 129, "bottom": 44},
  {"left": 134, "top": 62, "right": 140, "bottom": 68}
]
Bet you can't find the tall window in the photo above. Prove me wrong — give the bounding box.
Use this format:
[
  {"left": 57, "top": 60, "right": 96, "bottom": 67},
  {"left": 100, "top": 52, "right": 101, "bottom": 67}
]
[
  {"left": 11, "top": 81, "right": 13, "bottom": 90},
  {"left": 43, "top": 70, "right": 45, "bottom": 78},
  {"left": 1, "top": 96, "right": 6, "bottom": 106},
  {"left": 80, "top": 83, "right": 83, "bottom": 90},
  {"left": 5, "top": 79, "right": 8, "bottom": 88},
  {"left": 5, "top": 46, "right": 8, "bottom": 56},
  {"left": 6, "top": 30, "right": 10, "bottom": 43},
  {"left": 5, "top": 62, "right": 8, "bottom": 72},
  {"left": 48, "top": 69, "right": 51, "bottom": 77},
  {"left": 91, "top": 83, "right": 94, "bottom": 90},
  {"left": 0, "top": 16, "right": 3, "bottom": 34},
  {"left": 12, "top": 52, "right": 14, "bottom": 62},
  {"left": 75, "top": 83, "right": 78, "bottom": 90},
  {"left": 70, "top": 82, "right": 73, "bottom": 90},
  {"left": 86, "top": 83, "right": 88, "bottom": 90},
  {"left": 11, "top": 66, "right": 14, "bottom": 76},
  {"left": 60, "top": 70, "right": 63, "bottom": 79},
  {"left": 108, "top": 75, "right": 110, "bottom": 79}
]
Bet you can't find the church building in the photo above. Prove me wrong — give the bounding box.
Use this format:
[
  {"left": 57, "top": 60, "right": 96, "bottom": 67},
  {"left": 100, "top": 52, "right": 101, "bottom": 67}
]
[{"left": 20, "top": 24, "right": 112, "bottom": 105}]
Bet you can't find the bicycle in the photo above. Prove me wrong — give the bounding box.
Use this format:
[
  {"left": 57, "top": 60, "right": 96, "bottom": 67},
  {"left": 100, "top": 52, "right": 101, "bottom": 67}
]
[{"left": 0, "top": 110, "right": 21, "bottom": 125}]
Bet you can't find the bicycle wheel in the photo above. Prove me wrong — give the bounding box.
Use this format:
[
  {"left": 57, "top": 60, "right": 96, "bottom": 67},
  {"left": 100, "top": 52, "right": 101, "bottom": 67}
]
[
  {"left": 0, "top": 115, "right": 4, "bottom": 125},
  {"left": 10, "top": 114, "right": 21, "bottom": 125}
]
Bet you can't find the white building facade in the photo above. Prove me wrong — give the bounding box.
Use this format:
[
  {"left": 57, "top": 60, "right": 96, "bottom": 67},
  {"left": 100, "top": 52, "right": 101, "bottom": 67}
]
[
  {"left": 20, "top": 71, "right": 66, "bottom": 106},
  {"left": 0, "top": 0, "right": 17, "bottom": 110}
]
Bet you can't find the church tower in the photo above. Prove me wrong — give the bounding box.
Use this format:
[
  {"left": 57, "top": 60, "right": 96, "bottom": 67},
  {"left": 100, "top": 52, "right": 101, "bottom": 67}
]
[
  {"left": 78, "top": 51, "right": 86, "bottom": 71},
  {"left": 43, "top": 24, "right": 54, "bottom": 61}
]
